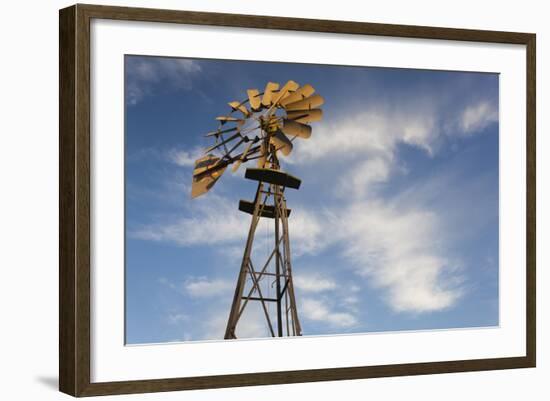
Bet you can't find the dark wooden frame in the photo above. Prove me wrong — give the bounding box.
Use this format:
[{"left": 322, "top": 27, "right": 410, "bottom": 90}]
[{"left": 59, "top": 3, "right": 536, "bottom": 397}]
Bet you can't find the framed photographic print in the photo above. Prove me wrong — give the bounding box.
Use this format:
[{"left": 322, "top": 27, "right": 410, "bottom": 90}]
[{"left": 59, "top": 4, "right": 536, "bottom": 397}]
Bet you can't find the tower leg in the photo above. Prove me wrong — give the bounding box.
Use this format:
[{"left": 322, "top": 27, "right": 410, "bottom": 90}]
[
  {"left": 224, "top": 182, "right": 263, "bottom": 339},
  {"left": 279, "top": 193, "right": 302, "bottom": 336},
  {"left": 274, "top": 195, "right": 284, "bottom": 337}
]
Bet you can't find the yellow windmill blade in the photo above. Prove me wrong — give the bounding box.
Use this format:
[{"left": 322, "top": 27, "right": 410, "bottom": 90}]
[
  {"left": 192, "top": 154, "right": 219, "bottom": 176},
  {"left": 247, "top": 89, "right": 261, "bottom": 111},
  {"left": 261, "top": 82, "right": 280, "bottom": 107},
  {"left": 191, "top": 154, "right": 227, "bottom": 198},
  {"left": 272, "top": 80, "right": 300, "bottom": 106},
  {"left": 286, "top": 109, "right": 323, "bottom": 124},
  {"left": 216, "top": 116, "right": 244, "bottom": 124},
  {"left": 191, "top": 169, "right": 226, "bottom": 198},
  {"left": 281, "top": 119, "right": 312, "bottom": 139},
  {"left": 284, "top": 94, "right": 325, "bottom": 111},
  {"left": 269, "top": 130, "right": 293, "bottom": 156},
  {"left": 232, "top": 140, "right": 255, "bottom": 173},
  {"left": 228, "top": 101, "right": 250, "bottom": 117},
  {"left": 279, "top": 84, "right": 315, "bottom": 107}
]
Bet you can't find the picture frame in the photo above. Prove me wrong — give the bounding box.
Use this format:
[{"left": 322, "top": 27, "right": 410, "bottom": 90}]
[{"left": 59, "top": 3, "right": 536, "bottom": 397}]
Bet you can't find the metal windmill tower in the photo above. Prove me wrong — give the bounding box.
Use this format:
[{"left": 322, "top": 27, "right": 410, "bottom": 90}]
[{"left": 191, "top": 81, "right": 324, "bottom": 339}]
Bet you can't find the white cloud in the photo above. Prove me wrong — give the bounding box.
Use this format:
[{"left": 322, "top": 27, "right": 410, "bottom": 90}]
[
  {"left": 131, "top": 194, "right": 249, "bottom": 246},
  {"left": 158, "top": 276, "right": 177, "bottom": 290},
  {"left": 286, "top": 208, "right": 325, "bottom": 255},
  {"left": 342, "top": 295, "right": 360, "bottom": 313},
  {"left": 183, "top": 277, "right": 233, "bottom": 298},
  {"left": 294, "top": 96, "right": 496, "bottom": 168},
  {"left": 301, "top": 298, "right": 357, "bottom": 328},
  {"left": 159, "top": 276, "right": 233, "bottom": 298},
  {"left": 294, "top": 273, "right": 336, "bottom": 293},
  {"left": 132, "top": 191, "right": 325, "bottom": 259},
  {"left": 458, "top": 101, "right": 499, "bottom": 135},
  {"left": 167, "top": 147, "right": 204, "bottom": 167},
  {"left": 202, "top": 304, "right": 269, "bottom": 340},
  {"left": 201, "top": 314, "right": 228, "bottom": 340},
  {"left": 333, "top": 200, "right": 463, "bottom": 312},
  {"left": 216, "top": 244, "right": 245, "bottom": 264},
  {"left": 235, "top": 305, "right": 272, "bottom": 338},
  {"left": 337, "top": 156, "right": 391, "bottom": 199},
  {"left": 294, "top": 108, "right": 437, "bottom": 164},
  {"left": 167, "top": 313, "right": 189, "bottom": 324},
  {"left": 126, "top": 57, "right": 202, "bottom": 105},
  {"left": 159, "top": 277, "right": 269, "bottom": 341}
]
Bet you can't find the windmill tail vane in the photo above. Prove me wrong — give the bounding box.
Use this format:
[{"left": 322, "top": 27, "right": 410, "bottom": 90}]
[{"left": 190, "top": 80, "right": 324, "bottom": 339}]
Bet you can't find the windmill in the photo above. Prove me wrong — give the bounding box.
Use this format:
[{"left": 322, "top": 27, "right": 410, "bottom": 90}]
[{"left": 191, "top": 80, "right": 324, "bottom": 339}]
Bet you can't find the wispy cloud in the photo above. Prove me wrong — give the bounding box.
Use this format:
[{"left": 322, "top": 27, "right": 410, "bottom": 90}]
[
  {"left": 131, "top": 191, "right": 324, "bottom": 258},
  {"left": 284, "top": 208, "right": 325, "bottom": 256},
  {"left": 294, "top": 96, "right": 497, "bottom": 167},
  {"left": 167, "top": 147, "right": 204, "bottom": 167},
  {"left": 337, "top": 156, "right": 392, "bottom": 199},
  {"left": 167, "top": 313, "right": 189, "bottom": 325},
  {"left": 126, "top": 57, "right": 202, "bottom": 105},
  {"left": 183, "top": 277, "right": 233, "bottom": 298},
  {"left": 293, "top": 107, "right": 437, "bottom": 164},
  {"left": 202, "top": 304, "right": 270, "bottom": 340},
  {"left": 332, "top": 200, "right": 464, "bottom": 312},
  {"left": 301, "top": 297, "right": 357, "bottom": 328},
  {"left": 458, "top": 100, "right": 499, "bottom": 135},
  {"left": 294, "top": 273, "right": 337, "bottom": 293},
  {"left": 131, "top": 194, "right": 248, "bottom": 246}
]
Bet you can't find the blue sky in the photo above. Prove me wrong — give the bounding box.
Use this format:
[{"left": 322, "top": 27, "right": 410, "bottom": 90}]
[{"left": 124, "top": 55, "right": 499, "bottom": 344}]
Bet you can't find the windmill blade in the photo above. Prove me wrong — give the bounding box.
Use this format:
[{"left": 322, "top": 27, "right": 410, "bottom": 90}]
[
  {"left": 270, "top": 130, "right": 293, "bottom": 156},
  {"left": 286, "top": 109, "right": 323, "bottom": 124},
  {"left": 191, "top": 168, "right": 226, "bottom": 198},
  {"left": 204, "top": 132, "right": 241, "bottom": 153},
  {"left": 205, "top": 126, "right": 238, "bottom": 137},
  {"left": 272, "top": 80, "right": 299, "bottom": 106},
  {"left": 279, "top": 84, "right": 315, "bottom": 107},
  {"left": 195, "top": 144, "right": 261, "bottom": 182},
  {"left": 228, "top": 101, "right": 250, "bottom": 117},
  {"left": 284, "top": 94, "right": 324, "bottom": 111},
  {"left": 261, "top": 82, "right": 280, "bottom": 107},
  {"left": 193, "top": 154, "right": 221, "bottom": 176},
  {"left": 216, "top": 116, "right": 244, "bottom": 125},
  {"left": 232, "top": 140, "right": 255, "bottom": 173},
  {"left": 281, "top": 119, "right": 312, "bottom": 139},
  {"left": 247, "top": 89, "right": 261, "bottom": 111},
  {"left": 191, "top": 155, "right": 227, "bottom": 198}
]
